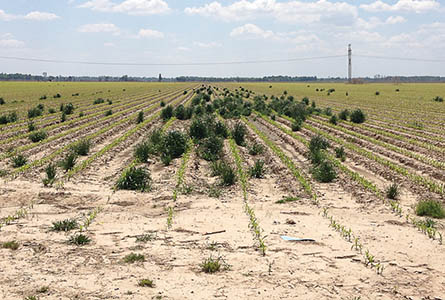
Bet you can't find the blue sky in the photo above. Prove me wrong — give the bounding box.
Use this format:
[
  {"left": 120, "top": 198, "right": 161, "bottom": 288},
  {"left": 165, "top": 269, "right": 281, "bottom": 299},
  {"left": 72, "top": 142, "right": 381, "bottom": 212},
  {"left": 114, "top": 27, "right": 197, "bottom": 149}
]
[{"left": 1, "top": 0, "right": 444, "bottom": 77}]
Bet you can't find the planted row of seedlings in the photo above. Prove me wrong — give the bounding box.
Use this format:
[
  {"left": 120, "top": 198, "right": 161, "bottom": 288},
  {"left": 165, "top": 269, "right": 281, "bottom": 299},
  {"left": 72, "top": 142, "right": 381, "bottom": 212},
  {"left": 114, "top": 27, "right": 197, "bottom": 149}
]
[
  {"left": 57, "top": 90, "right": 195, "bottom": 184},
  {"left": 9, "top": 88, "right": 193, "bottom": 181},
  {"left": 0, "top": 88, "right": 169, "bottom": 147},
  {"left": 0, "top": 87, "right": 186, "bottom": 158},
  {"left": 307, "top": 115, "right": 445, "bottom": 175},
  {"left": 316, "top": 113, "right": 445, "bottom": 154},
  {"left": 0, "top": 87, "right": 154, "bottom": 132},
  {"left": 247, "top": 93, "right": 445, "bottom": 245}
]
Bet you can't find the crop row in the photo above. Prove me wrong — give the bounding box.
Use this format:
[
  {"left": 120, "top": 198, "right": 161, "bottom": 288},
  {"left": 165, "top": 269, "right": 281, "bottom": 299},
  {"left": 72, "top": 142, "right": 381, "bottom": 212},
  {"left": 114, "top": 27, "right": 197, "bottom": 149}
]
[
  {"left": 9, "top": 89, "right": 191, "bottom": 178},
  {"left": 309, "top": 116, "right": 445, "bottom": 171}
]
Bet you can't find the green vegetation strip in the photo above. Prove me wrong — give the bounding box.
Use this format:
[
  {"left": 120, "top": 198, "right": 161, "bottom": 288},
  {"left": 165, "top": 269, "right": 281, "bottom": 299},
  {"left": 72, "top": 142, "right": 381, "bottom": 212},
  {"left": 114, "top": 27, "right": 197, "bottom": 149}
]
[
  {"left": 227, "top": 135, "right": 267, "bottom": 256},
  {"left": 311, "top": 116, "right": 445, "bottom": 170},
  {"left": 10, "top": 91, "right": 188, "bottom": 177},
  {"left": 64, "top": 96, "right": 189, "bottom": 180},
  {"left": 172, "top": 138, "right": 194, "bottom": 201},
  {"left": 301, "top": 120, "right": 445, "bottom": 196},
  {"left": 0, "top": 89, "right": 185, "bottom": 158},
  {"left": 242, "top": 116, "right": 316, "bottom": 202},
  {"left": 0, "top": 90, "right": 159, "bottom": 137},
  {"left": 258, "top": 113, "right": 384, "bottom": 200}
]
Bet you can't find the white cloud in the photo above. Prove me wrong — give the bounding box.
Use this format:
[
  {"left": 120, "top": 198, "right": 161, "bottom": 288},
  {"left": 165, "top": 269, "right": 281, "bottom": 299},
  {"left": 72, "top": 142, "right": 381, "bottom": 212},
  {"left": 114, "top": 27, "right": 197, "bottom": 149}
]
[
  {"left": 24, "top": 11, "right": 60, "bottom": 21},
  {"left": 0, "top": 9, "right": 16, "bottom": 21},
  {"left": 194, "top": 41, "right": 222, "bottom": 48},
  {"left": 79, "top": 0, "right": 170, "bottom": 15},
  {"left": 0, "top": 38, "right": 25, "bottom": 48},
  {"left": 357, "top": 15, "right": 406, "bottom": 29},
  {"left": 360, "top": 0, "right": 440, "bottom": 13},
  {"left": 0, "top": 9, "right": 59, "bottom": 21},
  {"left": 230, "top": 23, "right": 274, "bottom": 39},
  {"left": 386, "top": 16, "right": 406, "bottom": 24},
  {"left": 104, "top": 42, "right": 115, "bottom": 47},
  {"left": 137, "top": 28, "right": 164, "bottom": 38},
  {"left": 78, "top": 23, "right": 120, "bottom": 34},
  {"left": 185, "top": 0, "right": 358, "bottom": 25},
  {"left": 177, "top": 46, "right": 190, "bottom": 51}
]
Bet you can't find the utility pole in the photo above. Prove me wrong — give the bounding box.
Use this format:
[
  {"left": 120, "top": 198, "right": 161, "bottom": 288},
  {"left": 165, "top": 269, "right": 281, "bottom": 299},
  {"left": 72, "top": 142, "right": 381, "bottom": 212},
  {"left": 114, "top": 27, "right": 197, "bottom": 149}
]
[{"left": 348, "top": 44, "right": 352, "bottom": 83}]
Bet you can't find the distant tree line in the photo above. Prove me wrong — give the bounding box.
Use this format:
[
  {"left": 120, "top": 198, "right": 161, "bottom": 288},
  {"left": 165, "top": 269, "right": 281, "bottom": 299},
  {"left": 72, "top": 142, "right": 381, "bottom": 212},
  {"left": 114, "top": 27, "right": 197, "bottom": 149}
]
[{"left": 1, "top": 73, "right": 444, "bottom": 83}]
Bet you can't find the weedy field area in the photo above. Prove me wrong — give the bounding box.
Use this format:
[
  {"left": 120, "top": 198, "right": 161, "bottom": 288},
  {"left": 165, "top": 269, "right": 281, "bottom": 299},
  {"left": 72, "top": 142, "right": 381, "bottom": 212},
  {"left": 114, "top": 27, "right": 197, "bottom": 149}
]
[{"left": 0, "top": 81, "right": 444, "bottom": 300}]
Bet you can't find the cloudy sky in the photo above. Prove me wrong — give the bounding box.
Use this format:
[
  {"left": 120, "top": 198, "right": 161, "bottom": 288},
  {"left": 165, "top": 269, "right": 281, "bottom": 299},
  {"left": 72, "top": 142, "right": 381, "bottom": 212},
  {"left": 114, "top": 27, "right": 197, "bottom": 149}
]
[{"left": 1, "top": 0, "right": 444, "bottom": 78}]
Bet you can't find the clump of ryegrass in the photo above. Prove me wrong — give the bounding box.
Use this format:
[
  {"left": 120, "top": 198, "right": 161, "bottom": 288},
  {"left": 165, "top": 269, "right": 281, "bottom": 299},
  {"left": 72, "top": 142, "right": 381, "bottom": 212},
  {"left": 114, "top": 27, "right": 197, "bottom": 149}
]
[
  {"left": 137, "top": 279, "right": 154, "bottom": 287},
  {"left": 68, "top": 233, "right": 91, "bottom": 246},
  {"left": 123, "top": 253, "right": 145, "bottom": 263},
  {"left": 249, "top": 160, "right": 266, "bottom": 178},
  {"left": 312, "top": 160, "right": 337, "bottom": 183},
  {"left": 2, "top": 240, "right": 19, "bottom": 250},
  {"left": 116, "top": 166, "right": 152, "bottom": 191},
  {"left": 248, "top": 142, "right": 264, "bottom": 155},
  {"left": 275, "top": 196, "right": 299, "bottom": 204},
  {"left": 135, "top": 233, "right": 155, "bottom": 243},
  {"left": 335, "top": 146, "right": 346, "bottom": 162},
  {"left": 232, "top": 122, "right": 247, "bottom": 146},
  {"left": 386, "top": 183, "right": 399, "bottom": 200},
  {"left": 52, "top": 218, "right": 78, "bottom": 232},
  {"left": 42, "top": 163, "right": 57, "bottom": 187},
  {"left": 208, "top": 184, "right": 222, "bottom": 198},
  {"left": 59, "top": 152, "right": 77, "bottom": 171},
  {"left": 137, "top": 111, "right": 144, "bottom": 124},
  {"left": 200, "top": 255, "right": 230, "bottom": 273},
  {"left": 11, "top": 154, "right": 27, "bottom": 168},
  {"left": 71, "top": 139, "right": 91, "bottom": 156},
  {"left": 415, "top": 200, "right": 445, "bottom": 219},
  {"left": 29, "top": 130, "right": 47, "bottom": 143}
]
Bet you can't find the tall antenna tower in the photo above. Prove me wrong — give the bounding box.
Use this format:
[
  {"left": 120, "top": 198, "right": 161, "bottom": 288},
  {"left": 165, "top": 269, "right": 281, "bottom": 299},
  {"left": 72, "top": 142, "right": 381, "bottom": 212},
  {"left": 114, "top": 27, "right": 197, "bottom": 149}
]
[{"left": 348, "top": 44, "right": 352, "bottom": 83}]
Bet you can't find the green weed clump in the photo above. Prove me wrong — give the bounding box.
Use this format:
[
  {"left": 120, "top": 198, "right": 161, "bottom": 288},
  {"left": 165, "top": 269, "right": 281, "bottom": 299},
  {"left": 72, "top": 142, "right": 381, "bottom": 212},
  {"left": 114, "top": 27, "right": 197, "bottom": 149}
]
[
  {"left": 329, "top": 115, "right": 338, "bottom": 125},
  {"left": 249, "top": 160, "right": 266, "bottom": 178},
  {"left": 350, "top": 109, "right": 366, "bottom": 124},
  {"left": 200, "top": 255, "right": 229, "bottom": 273},
  {"left": 0, "top": 112, "right": 18, "bottom": 124},
  {"left": 275, "top": 196, "right": 299, "bottom": 204},
  {"left": 123, "top": 253, "right": 145, "bottom": 263},
  {"left": 415, "top": 200, "right": 445, "bottom": 219},
  {"left": 309, "top": 135, "right": 329, "bottom": 153},
  {"left": 29, "top": 130, "right": 47, "bottom": 143},
  {"left": 104, "top": 109, "right": 113, "bottom": 116},
  {"left": 0, "top": 97, "right": 4, "bottom": 105},
  {"left": 163, "top": 130, "right": 188, "bottom": 159},
  {"left": 2, "top": 240, "right": 19, "bottom": 250},
  {"left": 27, "top": 121, "right": 36, "bottom": 132},
  {"left": 52, "top": 218, "right": 78, "bottom": 232},
  {"left": 433, "top": 96, "right": 443, "bottom": 102},
  {"left": 62, "top": 103, "right": 75, "bottom": 115},
  {"left": 161, "top": 105, "right": 173, "bottom": 121},
  {"left": 198, "top": 134, "right": 223, "bottom": 161},
  {"left": 136, "top": 111, "right": 144, "bottom": 124},
  {"left": 134, "top": 141, "right": 151, "bottom": 163},
  {"left": 291, "top": 118, "right": 303, "bottom": 131},
  {"left": 42, "top": 163, "right": 57, "bottom": 186},
  {"left": 386, "top": 183, "right": 399, "bottom": 200},
  {"left": 116, "top": 166, "right": 152, "bottom": 191},
  {"left": 138, "top": 279, "right": 154, "bottom": 287},
  {"left": 68, "top": 233, "right": 91, "bottom": 246},
  {"left": 28, "top": 107, "right": 43, "bottom": 119},
  {"left": 11, "top": 154, "right": 27, "bottom": 168},
  {"left": 312, "top": 160, "right": 336, "bottom": 183},
  {"left": 232, "top": 122, "right": 247, "bottom": 146},
  {"left": 338, "top": 109, "right": 349, "bottom": 121},
  {"left": 71, "top": 139, "right": 91, "bottom": 156},
  {"left": 335, "top": 146, "right": 346, "bottom": 162},
  {"left": 248, "top": 142, "right": 264, "bottom": 155},
  {"left": 60, "top": 152, "right": 77, "bottom": 171},
  {"left": 93, "top": 98, "right": 104, "bottom": 104}
]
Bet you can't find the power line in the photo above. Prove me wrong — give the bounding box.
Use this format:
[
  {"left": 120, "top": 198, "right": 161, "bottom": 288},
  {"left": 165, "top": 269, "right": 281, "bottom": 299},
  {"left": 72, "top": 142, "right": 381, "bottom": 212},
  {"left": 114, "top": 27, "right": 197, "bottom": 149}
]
[
  {"left": 0, "top": 54, "right": 346, "bottom": 66},
  {"left": 355, "top": 54, "right": 445, "bottom": 63}
]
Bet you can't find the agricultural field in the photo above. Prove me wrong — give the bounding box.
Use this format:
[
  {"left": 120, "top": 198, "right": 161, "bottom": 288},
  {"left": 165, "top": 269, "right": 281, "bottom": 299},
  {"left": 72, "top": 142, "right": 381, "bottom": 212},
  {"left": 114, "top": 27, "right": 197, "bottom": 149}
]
[{"left": 0, "top": 81, "right": 445, "bottom": 300}]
